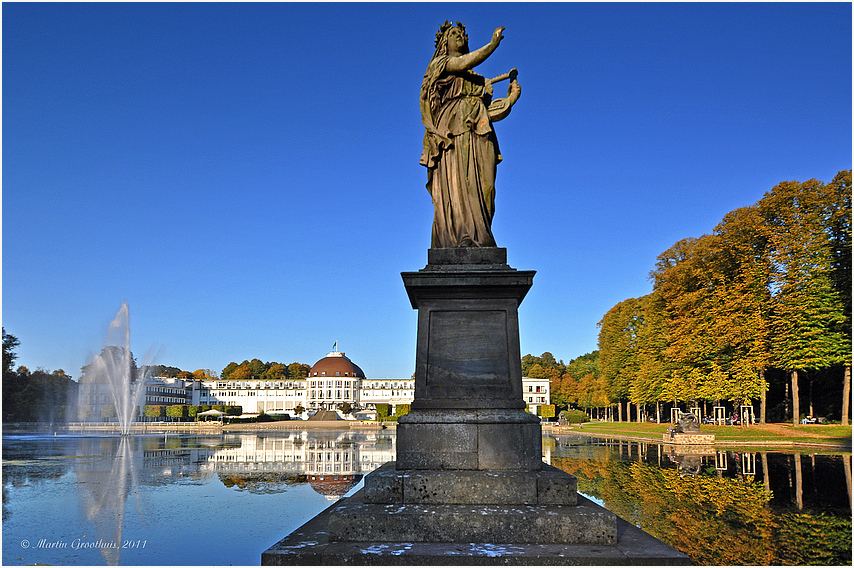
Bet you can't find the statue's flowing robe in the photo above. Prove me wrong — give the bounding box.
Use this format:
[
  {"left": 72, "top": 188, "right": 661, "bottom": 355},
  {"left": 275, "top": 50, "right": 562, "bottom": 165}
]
[{"left": 420, "top": 55, "right": 501, "bottom": 248}]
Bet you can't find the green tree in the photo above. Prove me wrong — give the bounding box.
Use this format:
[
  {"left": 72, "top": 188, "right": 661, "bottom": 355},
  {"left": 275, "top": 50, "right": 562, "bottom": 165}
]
[
  {"left": 599, "top": 299, "right": 643, "bottom": 421},
  {"left": 710, "top": 205, "right": 774, "bottom": 420},
  {"left": 634, "top": 293, "right": 669, "bottom": 421},
  {"left": 288, "top": 363, "right": 311, "bottom": 380},
  {"left": 144, "top": 405, "right": 165, "bottom": 419},
  {"left": 376, "top": 404, "right": 390, "bottom": 421},
  {"left": 263, "top": 363, "right": 289, "bottom": 381},
  {"left": 101, "top": 404, "right": 117, "bottom": 420},
  {"left": 3, "top": 328, "right": 20, "bottom": 376},
  {"left": 167, "top": 405, "right": 187, "bottom": 421},
  {"left": 221, "top": 362, "right": 239, "bottom": 380},
  {"left": 540, "top": 404, "right": 556, "bottom": 419},
  {"left": 760, "top": 177, "right": 850, "bottom": 426}
]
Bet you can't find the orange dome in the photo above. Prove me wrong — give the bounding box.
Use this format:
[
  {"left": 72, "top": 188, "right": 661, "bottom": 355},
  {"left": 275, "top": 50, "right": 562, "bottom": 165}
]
[
  {"left": 308, "top": 352, "right": 365, "bottom": 379},
  {"left": 308, "top": 474, "right": 363, "bottom": 498}
]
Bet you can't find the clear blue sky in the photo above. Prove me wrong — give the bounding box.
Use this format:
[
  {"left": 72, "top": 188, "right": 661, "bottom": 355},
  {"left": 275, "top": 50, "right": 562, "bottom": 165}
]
[{"left": 3, "top": 2, "right": 851, "bottom": 380}]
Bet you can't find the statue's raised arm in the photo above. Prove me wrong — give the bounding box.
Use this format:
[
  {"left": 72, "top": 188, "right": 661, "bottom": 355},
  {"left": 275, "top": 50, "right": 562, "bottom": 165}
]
[{"left": 419, "top": 22, "right": 521, "bottom": 249}]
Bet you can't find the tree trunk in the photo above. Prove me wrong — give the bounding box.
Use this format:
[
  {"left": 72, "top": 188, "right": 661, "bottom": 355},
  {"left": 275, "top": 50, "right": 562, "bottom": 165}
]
[
  {"left": 792, "top": 369, "right": 800, "bottom": 427},
  {"left": 843, "top": 366, "right": 851, "bottom": 427},
  {"left": 618, "top": 400, "right": 623, "bottom": 422},
  {"left": 808, "top": 375, "right": 814, "bottom": 418},
  {"left": 760, "top": 369, "right": 767, "bottom": 424},
  {"left": 637, "top": 403, "right": 642, "bottom": 423}
]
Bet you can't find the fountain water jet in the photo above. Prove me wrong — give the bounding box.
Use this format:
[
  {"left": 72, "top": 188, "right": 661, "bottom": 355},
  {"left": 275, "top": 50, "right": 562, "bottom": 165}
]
[{"left": 82, "top": 302, "right": 150, "bottom": 435}]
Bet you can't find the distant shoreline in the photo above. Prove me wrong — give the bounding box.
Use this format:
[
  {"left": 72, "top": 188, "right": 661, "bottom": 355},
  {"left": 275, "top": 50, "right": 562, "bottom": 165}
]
[
  {"left": 2, "top": 420, "right": 394, "bottom": 433},
  {"left": 4, "top": 421, "right": 849, "bottom": 451},
  {"left": 544, "top": 423, "right": 853, "bottom": 452}
]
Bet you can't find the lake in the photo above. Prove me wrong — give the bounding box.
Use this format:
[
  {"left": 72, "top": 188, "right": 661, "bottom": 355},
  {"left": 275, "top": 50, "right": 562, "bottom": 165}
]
[{"left": 2, "top": 428, "right": 851, "bottom": 565}]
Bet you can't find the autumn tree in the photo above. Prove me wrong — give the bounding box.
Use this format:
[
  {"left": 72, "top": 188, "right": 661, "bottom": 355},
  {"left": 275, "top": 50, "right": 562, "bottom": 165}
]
[
  {"left": 599, "top": 299, "right": 643, "bottom": 421},
  {"left": 760, "top": 177, "right": 850, "bottom": 426},
  {"left": 288, "top": 362, "right": 311, "bottom": 380}
]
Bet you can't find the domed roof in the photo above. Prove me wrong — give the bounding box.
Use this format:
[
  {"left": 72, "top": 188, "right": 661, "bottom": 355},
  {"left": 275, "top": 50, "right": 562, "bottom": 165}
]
[
  {"left": 309, "top": 352, "right": 365, "bottom": 379},
  {"left": 308, "top": 474, "right": 363, "bottom": 500}
]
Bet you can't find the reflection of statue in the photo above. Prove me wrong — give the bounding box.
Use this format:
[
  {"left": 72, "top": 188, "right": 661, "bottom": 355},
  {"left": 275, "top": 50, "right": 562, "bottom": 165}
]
[
  {"left": 668, "top": 450, "right": 702, "bottom": 477},
  {"left": 420, "top": 22, "right": 521, "bottom": 248},
  {"left": 675, "top": 411, "right": 701, "bottom": 433}
]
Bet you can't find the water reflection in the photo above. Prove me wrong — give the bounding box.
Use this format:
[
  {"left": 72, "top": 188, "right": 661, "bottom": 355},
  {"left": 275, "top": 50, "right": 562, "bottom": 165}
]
[
  {"left": 75, "top": 437, "right": 138, "bottom": 565},
  {"left": 2, "top": 430, "right": 396, "bottom": 565},
  {"left": 549, "top": 435, "right": 852, "bottom": 565},
  {"left": 4, "top": 431, "right": 850, "bottom": 566}
]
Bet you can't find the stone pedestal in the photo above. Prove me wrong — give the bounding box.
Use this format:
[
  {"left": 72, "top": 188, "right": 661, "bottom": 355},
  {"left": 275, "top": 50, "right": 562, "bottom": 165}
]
[
  {"left": 396, "top": 248, "right": 541, "bottom": 475},
  {"left": 662, "top": 432, "right": 716, "bottom": 445},
  {"left": 262, "top": 248, "right": 690, "bottom": 565}
]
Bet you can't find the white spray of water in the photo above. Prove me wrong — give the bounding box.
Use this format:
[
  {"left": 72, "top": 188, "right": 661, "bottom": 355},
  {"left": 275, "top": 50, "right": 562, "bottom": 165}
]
[{"left": 87, "top": 302, "right": 150, "bottom": 435}]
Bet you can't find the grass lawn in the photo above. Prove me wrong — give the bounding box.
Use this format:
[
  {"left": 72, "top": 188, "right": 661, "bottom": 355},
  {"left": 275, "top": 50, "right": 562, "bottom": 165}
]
[{"left": 561, "top": 421, "right": 852, "bottom": 446}]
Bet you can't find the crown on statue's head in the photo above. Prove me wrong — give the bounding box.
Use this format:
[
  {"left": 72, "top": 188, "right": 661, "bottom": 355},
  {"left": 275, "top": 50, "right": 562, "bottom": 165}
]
[{"left": 435, "top": 20, "right": 465, "bottom": 47}]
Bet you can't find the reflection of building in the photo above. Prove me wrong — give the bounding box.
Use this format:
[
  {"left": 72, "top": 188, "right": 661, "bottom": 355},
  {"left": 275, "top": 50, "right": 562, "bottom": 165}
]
[
  {"left": 196, "top": 431, "right": 395, "bottom": 500},
  {"left": 522, "top": 376, "right": 550, "bottom": 415}
]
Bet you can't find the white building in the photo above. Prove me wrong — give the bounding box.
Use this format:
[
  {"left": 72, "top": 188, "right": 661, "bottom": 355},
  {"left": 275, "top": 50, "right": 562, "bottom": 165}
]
[
  {"left": 359, "top": 378, "right": 415, "bottom": 414},
  {"left": 191, "top": 378, "right": 308, "bottom": 415},
  {"left": 522, "top": 376, "right": 550, "bottom": 416},
  {"left": 306, "top": 351, "right": 364, "bottom": 411}
]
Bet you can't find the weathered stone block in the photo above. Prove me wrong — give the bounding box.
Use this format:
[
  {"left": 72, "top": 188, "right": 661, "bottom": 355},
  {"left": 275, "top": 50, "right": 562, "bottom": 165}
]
[
  {"left": 477, "top": 421, "right": 542, "bottom": 471},
  {"left": 363, "top": 462, "right": 403, "bottom": 503},
  {"left": 327, "top": 491, "right": 617, "bottom": 545},
  {"left": 537, "top": 464, "right": 578, "bottom": 505}
]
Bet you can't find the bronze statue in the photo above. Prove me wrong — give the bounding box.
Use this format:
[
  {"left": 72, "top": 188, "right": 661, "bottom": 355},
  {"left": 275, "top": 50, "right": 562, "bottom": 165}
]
[
  {"left": 675, "top": 410, "right": 701, "bottom": 433},
  {"left": 420, "top": 22, "right": 521, "bottom": 248}
]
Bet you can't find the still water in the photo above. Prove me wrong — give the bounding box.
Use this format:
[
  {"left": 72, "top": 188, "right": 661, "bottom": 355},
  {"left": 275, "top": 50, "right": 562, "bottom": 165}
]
[
  {"left": 548, "top": 434, "right": 852, "bottom": 566},
  {"left": 2, "top": 429, "right": 851, "bottom": 565}
]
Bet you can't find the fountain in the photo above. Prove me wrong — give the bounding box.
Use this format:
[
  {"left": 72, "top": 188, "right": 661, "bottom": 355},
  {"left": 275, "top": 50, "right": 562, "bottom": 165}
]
[{"left": 79, "top": 302, "right": 150, "bottom": 435}]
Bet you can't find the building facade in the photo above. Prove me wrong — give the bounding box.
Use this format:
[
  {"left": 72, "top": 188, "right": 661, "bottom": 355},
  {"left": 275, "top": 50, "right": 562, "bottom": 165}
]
[
  {"left": 306, "top": 351, "right": 364, "bottom": 411},
  {"left": 522, "top": 376, "right": 551, "bottom": 416},
  {"left": 359, "top": 378, "right": 415, "bottom": 414}
]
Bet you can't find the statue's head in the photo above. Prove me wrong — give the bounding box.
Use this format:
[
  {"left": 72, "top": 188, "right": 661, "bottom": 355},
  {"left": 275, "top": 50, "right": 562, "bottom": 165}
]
[{"left": 434, "top": 21, "right": 468, "bottom": 57}]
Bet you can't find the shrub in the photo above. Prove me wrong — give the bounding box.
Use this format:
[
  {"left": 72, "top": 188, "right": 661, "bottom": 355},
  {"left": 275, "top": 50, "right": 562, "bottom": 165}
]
[
  {"left": 394, "top": 404, "right": 410, "bottom": 417},
  {"left": 561, "top": 409, "right": 589, "bottom": 424},
  {"left": 376, "top": 404, "right": 390, "bottom": 420},
  {"left": 144, "top": 405, "right": 165, "bottom": 419},
  {"left": 167, "top": 405, "right": 187, "bottom": 420}
]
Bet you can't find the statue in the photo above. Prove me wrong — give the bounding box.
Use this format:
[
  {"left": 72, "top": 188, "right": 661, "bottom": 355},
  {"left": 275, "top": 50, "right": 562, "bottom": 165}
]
[
  {"left": 420, "top": 22, "right": 521, "bottom": 248},
  {"left": 675, "top": 410, "right": 701, "bottom": 433}
]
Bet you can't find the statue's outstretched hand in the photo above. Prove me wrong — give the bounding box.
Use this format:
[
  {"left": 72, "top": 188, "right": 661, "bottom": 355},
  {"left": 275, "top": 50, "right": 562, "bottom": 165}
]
[{"left": 492, "top": 27, "right": 505, "bottom": 44}]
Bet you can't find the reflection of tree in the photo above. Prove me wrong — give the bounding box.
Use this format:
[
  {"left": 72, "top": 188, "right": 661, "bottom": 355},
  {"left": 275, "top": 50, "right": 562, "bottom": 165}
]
[
  {"left": 553, "top": 455, "right": 851, "bottom": 565},
  {"left": 218, "top": 473, "right": 306, "bottom": 494},
  {"left": 775, "top": 512, "right": 852, "bottom": 565}
]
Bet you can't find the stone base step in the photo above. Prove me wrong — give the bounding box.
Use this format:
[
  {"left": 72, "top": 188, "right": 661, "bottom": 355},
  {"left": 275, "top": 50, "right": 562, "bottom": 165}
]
[
  {"left": 328, "top": 490, "right": 615, "bottom": 545},
  {"left": 261, "top": 490, "right": 691, "bottom": 565},
  {"left": 365, "top": 461, "right": 577, "bottom": 505}
]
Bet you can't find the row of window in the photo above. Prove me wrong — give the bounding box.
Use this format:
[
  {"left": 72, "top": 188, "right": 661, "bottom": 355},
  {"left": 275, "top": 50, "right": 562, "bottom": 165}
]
[
  {"left": 309, "top": 380, "right": 354, "bottom": 388},
  {"left": 309, "top": 390, "right": 351, "bottom": 400}
]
